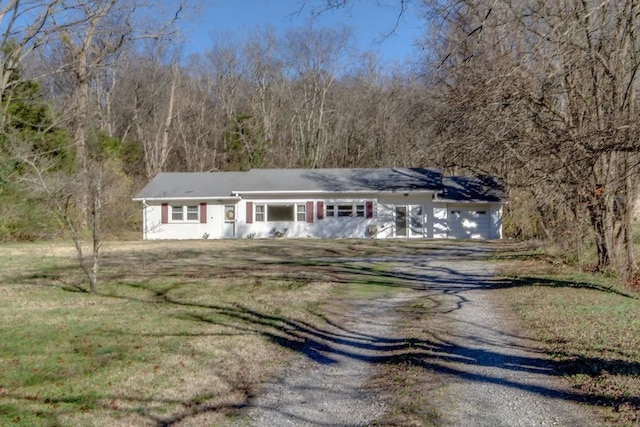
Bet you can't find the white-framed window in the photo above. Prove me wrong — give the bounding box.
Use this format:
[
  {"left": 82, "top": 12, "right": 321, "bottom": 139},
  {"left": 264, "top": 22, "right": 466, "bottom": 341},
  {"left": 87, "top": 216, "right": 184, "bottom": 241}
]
[
  {"left": 187, "top": 205, "right": 199, "bottom": 221},
  {"left": 337, "top": 204, "right": 353, "bottom": 217},
  {"left": 256, "top": 203, "right": 306, "bottom": 222},
  {"left": 171, "top": 205, "right": 183, "bottom": 221},
  {"left": 296, "top": 204, "right": 306, "bottom": 221},
  {"left": 410, "top": 205, "right": 424, "bottom": 236},
  {"left": 326, "top": 202, "right": 367, "bottom": 218},
  {"left": 268, "top": 204, "right": 294, "bottom": 221},
  {"left": 171, "top": 205, "right": 199, "bottom": 222},
  {"left": 255, "top": 204, "right": 265, "bottom": 222}
]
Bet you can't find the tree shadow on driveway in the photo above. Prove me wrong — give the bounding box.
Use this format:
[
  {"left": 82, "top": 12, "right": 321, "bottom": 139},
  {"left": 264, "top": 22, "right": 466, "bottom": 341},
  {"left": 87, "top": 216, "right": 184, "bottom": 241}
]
[
  {"left": 4, "top": 242, "right": 637, "bottom": 425},
  {"left": 125, "top": 257, "right": 639, "bottom": 425},
  {"left": 101, "top": 244, "right": 638, "bottom": 425}
]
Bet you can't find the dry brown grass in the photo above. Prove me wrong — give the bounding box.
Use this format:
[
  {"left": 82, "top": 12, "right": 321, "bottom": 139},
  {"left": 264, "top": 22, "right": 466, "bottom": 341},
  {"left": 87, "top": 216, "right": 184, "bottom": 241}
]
[
  {"left": 10, "top": 239, "right": 630, "bottom": 426},
  {"left": 0, "top": 238, "right": 433, "bottom": 426}
]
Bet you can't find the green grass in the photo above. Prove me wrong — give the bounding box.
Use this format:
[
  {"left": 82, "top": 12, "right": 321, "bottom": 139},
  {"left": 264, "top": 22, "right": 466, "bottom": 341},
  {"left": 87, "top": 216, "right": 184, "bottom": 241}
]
[
  {"left": 3, "top": 238, "right": 638, "bottom": 426},
  {"left": 495, "top": 250, "right": 640, "bottom": 426},
  {"left": 0, "top": 239, "right": 418, "bottom": 426}
]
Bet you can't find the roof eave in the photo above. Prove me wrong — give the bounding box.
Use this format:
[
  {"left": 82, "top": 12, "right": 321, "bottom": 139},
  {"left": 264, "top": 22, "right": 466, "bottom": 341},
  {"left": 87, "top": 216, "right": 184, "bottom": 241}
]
[
  {"left": 132, "top": 196, "right": 242, "bottom": 202},
  {"left": 234, "top": 189, "right": 439, "bottom": 195},
  {"left": 433, "top": 198, "right": 506, "bottom": 204}
]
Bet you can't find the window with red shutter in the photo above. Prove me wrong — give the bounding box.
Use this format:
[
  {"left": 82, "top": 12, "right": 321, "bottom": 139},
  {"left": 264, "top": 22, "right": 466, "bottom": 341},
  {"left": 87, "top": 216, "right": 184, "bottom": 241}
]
[
  {"left": 366, "top": 201, "right": 374, "bottom": 219},
  {"left": 246, "top": 202, "right": 253, "bottom": 224},
  {"left": 161, "top": 203, "right": 168, "bottom": 224},
  {"left": 317, "top": 201, "right": 324, "bottom": 220},
  {"left": 306, "top": 201, "right": 314, "bottom": 223},
  {"left": 200, "top": 203, "right": 207, "bottom": 223}
]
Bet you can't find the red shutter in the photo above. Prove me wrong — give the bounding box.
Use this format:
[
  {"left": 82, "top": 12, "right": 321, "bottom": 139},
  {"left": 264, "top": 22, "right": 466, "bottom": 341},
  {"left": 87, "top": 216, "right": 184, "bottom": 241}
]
[
  {"left": 200, "top": 203, "right": 207, "bottom": 224},
  {"left": 161, "top": 203, "right": 168, "bottom": 224},
  {"left": 366, "top": 201, "right": 374, "bottom": 219},
  {"left": 306, "top": 201, "right": 314, "bottom": 223},
  {"left": 246, "top": 201, "right": 253, "bottom": 224},
  {"left": 317, "top": 201, "right": 324, "bottom": 220}
]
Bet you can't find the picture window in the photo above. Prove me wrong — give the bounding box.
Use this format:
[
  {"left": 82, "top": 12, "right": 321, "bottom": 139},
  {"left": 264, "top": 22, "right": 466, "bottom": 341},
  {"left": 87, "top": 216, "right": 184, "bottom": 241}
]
[{"left": 256, "top": 204, "right": 307, "bottom": 222}]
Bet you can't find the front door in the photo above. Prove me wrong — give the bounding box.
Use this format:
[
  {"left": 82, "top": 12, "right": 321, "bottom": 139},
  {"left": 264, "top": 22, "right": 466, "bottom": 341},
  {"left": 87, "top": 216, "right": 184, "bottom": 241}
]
[
  {"left": 395, "top": 206, "right": 407, "bottom": 237},
  {"left": 223, "top": 205, "right": 236, "bottom": 238}
]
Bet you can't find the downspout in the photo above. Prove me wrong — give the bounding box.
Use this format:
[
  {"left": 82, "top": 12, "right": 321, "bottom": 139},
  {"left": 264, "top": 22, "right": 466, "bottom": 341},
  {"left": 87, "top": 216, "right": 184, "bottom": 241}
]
[{"left": 142, "top": 200, "right": 148, "bottom": 240}]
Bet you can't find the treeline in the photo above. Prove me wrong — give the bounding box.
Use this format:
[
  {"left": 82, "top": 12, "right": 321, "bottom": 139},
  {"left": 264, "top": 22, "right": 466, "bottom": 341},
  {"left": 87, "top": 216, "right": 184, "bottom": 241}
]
[
  {"left": 91, "top": 27, "right": 432, "bottom": 175},
  {"left": 0, "top": 0, "right": 638, "bottom": 279},
  {"left": 0, "top": 2, "right": 437, "bottom": 242}
]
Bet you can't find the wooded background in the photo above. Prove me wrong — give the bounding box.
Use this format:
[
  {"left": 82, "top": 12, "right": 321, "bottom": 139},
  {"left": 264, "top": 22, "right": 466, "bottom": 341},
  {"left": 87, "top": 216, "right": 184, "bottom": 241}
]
[{"left": 0, "top": 0, "right": 638, "bottom": 279}]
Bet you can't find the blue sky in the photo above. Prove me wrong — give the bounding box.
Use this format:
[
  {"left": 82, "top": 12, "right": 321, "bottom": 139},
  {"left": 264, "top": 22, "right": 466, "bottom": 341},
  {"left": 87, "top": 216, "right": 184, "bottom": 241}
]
[{"left": 178, "top": 0, "right": 426, "bottom": 64}]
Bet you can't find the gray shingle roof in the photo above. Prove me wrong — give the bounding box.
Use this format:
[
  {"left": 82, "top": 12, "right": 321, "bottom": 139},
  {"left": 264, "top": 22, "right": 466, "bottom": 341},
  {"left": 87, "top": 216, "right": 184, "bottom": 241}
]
[
  {"left": 133, "top": 168, "right": 505, "bottom": 202},
  {"left": 438, "top": 176, "right": 505, "bottom": 203}
]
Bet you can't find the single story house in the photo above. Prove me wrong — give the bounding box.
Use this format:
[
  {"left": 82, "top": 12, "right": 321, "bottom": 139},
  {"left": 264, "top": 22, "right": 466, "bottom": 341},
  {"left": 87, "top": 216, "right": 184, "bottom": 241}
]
[{"left": 133, "top": 168, "right": 506, "bottom": 240}]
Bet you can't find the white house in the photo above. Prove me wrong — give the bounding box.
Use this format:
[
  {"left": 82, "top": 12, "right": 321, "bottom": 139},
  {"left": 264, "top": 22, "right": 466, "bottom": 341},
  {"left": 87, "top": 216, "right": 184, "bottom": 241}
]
[{"left": 132, "top": 168, "right": 506, "bottom": 240}]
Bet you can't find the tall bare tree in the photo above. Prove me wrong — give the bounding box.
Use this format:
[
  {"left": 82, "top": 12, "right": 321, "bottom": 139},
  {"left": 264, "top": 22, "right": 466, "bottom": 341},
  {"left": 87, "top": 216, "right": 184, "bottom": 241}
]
[
  {"left": 0, "top": 1, "right": 63, "bottom": 109},
  {"left": 243, "top": 28, "right": 286, "bottom": 168},
  {"left": 2, "top": 0, "right": 184, "bottom": 290},
  {"left": 174, "top": 54, "right": 219, "bottom": 172},
  {"left": 427, "top": 0, "right": 640, "bottom": 276},
  {"left": 283, "top": 26, "right": 350, "bottom": 168},
  {"left": 56, "top": 0, "right": 133, "bottom": 224}
]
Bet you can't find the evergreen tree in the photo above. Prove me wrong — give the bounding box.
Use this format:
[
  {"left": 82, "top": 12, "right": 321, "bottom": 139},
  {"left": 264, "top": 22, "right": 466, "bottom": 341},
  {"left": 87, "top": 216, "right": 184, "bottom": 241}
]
[{"left": 0, "top": 46, "right": 72, "bottom": 240}]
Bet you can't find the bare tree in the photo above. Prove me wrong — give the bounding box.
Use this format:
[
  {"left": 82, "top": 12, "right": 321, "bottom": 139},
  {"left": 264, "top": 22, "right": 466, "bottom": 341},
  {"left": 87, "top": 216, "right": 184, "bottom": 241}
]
[
  {"left": 0, "top": 1, "right": 64, "bottom": 109},
  {"left": 243, "top": 28, "right": 286, "bottom": 168},
  {"left": 51, "top": 0, "right": 184, "bottom": 215},
  {"left": 426, "top": 0, "right": 640, "bottom": 277},
  {"left": 174, "top": 54, "right": 219, "bottom": 172},
  {"left": 204, "top": 37, "right": 251, "bottom": 170},
  {"left": 1, "top": 0, "right": 184, "bottom": 290},
  {"left": 283, "top": 26, "right": 351, "bottom": 168},
  {"left": 55, "top": 0, "right": 129, "bottom": 224}
]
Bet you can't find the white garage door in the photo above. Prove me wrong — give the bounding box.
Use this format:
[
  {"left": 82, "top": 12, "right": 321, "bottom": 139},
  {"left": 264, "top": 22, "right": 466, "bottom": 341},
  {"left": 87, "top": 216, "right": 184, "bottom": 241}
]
[{"left": 449, "top": 209, "right": 490, "bottom": 239}]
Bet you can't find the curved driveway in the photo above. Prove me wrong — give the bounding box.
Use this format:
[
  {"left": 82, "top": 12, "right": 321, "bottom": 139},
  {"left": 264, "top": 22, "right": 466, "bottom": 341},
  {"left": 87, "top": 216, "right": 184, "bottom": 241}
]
[{"left": 237, "top": 245, "right": 600, "bottom": 426}]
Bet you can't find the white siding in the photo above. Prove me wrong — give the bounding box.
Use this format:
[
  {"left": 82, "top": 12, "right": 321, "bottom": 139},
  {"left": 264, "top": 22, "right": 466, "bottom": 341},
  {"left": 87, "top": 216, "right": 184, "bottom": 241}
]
[
  {"left": 433, "top": 207, "right": 448, "bottom": 239},
  {"left": 142, "top": 202, "right": 223, "bottom": 240},
  {"left": 490, "top": 205, "right": 503, "bottom": 239},
  {"left": 449, "top": 207, "right": 490, "bottom": 239},
  {"left": 141, "top": 204, "right": 162, "bottom": 239},
  {"left": 139, "top": 193, "right": 503, "bottom": 240},
  {"left": 433, "top": 203, "right": 502, "bottom": 240}
]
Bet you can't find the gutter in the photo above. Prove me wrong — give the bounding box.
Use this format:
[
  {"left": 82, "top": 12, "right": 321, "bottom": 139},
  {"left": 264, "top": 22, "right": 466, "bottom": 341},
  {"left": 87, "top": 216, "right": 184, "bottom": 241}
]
[
  {"left": 132, "top": 196, "right": 242, "bottom": 202},
  {"left": 231, "top": 190, "right": 437, "bottom": 196},
  {"left": 142, "top": 200, "right": 148, "bottom": 240},
  {"left": 432, "top": 198, "right": 507, "bottom": 204}
]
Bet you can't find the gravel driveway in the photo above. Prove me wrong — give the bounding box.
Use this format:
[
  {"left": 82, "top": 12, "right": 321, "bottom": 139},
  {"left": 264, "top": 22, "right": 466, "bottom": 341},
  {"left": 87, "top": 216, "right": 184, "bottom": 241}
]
[{"left": 235, "top": 245, "right": 601, "bottom": 426}]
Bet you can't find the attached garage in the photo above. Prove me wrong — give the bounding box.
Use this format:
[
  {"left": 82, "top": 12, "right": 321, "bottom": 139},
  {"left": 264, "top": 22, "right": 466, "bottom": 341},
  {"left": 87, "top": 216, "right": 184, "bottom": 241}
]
[
  {"left": 449, "top": 208, "right": 491, "bottom": 239},
  {"left": 433, "top": 176, "right": 505, "bottom": 240}
]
